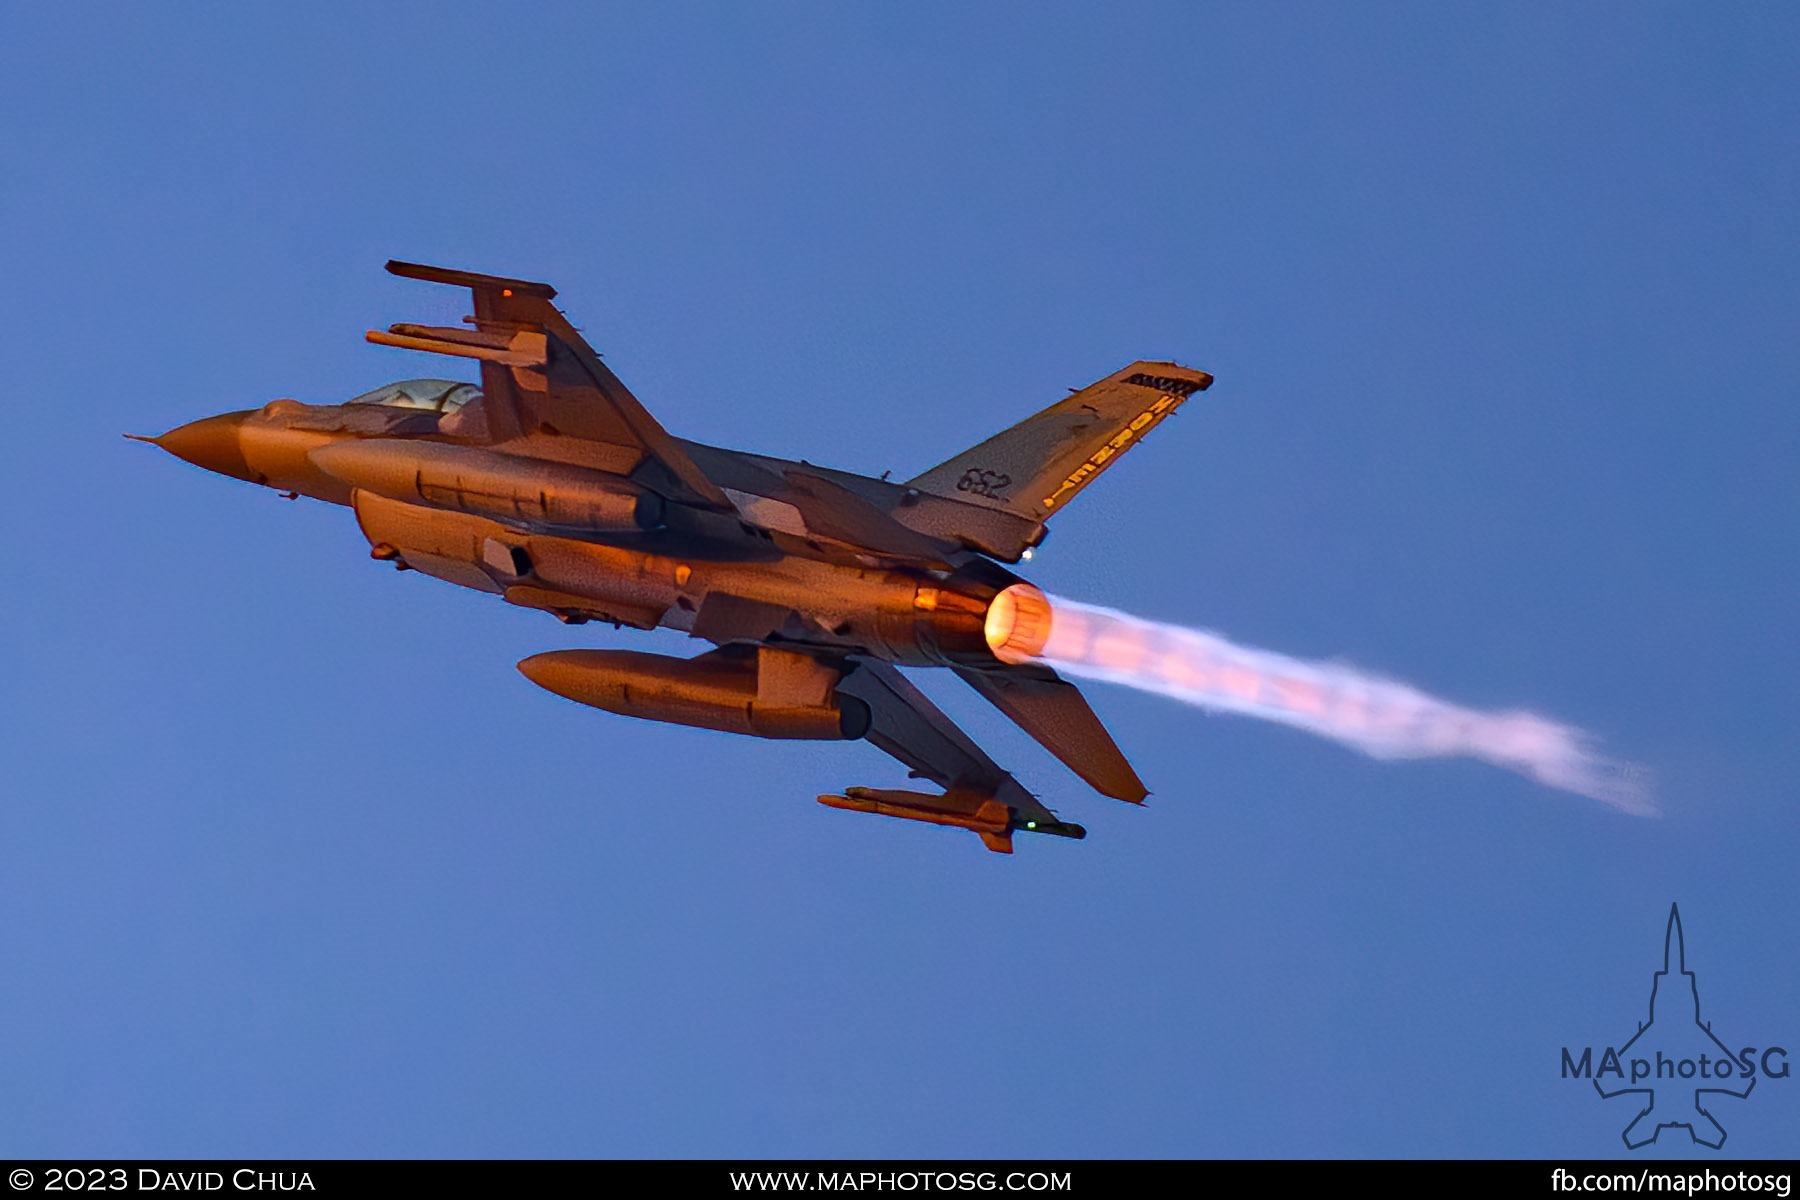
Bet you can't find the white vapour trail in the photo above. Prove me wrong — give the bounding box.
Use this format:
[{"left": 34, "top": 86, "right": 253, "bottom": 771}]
[{"left": 1037, "top": 595, "right": 1653, "bottom": 815}]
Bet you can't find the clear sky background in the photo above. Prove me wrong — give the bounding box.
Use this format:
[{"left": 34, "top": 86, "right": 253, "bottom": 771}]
[{"left": 2, "top": 3, "right": 1795, "bottom": 1159}]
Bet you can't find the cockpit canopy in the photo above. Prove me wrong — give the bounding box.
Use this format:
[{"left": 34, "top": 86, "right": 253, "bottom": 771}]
[{"left": 346, "top": 379, "right": 482, "bottom": 413}]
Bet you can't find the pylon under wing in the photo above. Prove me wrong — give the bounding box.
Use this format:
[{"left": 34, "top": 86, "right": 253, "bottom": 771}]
[{"left": 826, "top": 659, "right": 1086, "bottom": 853}]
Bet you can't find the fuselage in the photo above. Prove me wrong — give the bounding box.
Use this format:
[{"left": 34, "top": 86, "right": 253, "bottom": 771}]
[{"left": 147, "top": 381, "right": 1052, "bottom": 670}]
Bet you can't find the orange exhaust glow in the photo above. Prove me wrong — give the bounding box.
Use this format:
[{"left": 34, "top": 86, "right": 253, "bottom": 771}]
[{"left": 984, "top": 583, "right": 1054, "bottom": 665}]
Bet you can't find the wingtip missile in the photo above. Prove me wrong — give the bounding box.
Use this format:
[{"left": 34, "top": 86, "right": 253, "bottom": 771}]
[{"left": 819, "top": 787, "right": 1086, "bottom": 853}]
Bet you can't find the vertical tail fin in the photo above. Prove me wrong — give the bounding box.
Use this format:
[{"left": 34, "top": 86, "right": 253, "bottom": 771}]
[{"left": 907, "top": 361, "right": 1211, "bottom": 528}]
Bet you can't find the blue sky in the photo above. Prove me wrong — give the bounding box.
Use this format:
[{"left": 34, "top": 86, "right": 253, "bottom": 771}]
[{"left": 2, "top": 4, "right": 1795, "bottom": 1158}]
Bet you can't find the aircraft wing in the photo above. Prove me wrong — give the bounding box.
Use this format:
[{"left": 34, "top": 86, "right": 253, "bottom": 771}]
[
  {"left": 827, "top": 659, "right": 1083, "bottom": 853},
  {"left": 368, "top": 260, "right": 734, "bottom": 510}
]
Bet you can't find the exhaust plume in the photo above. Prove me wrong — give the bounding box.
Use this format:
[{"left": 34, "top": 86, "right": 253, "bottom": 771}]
[{"left": 1037, "top": 595, "right": 1653, "bottom": 815}]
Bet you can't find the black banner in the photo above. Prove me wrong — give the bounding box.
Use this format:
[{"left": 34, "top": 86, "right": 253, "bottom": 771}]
[{"left": 2, "top": 1161, "right": 1796, "bottom": 1195}]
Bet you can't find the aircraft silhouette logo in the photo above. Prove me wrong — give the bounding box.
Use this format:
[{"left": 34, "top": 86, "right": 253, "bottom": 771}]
[{"left": 1588, "top": 905, "right": 1756, "bottom": 1149}]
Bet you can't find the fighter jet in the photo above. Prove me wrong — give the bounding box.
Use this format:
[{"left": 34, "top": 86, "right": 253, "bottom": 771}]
[{"left": 138, "top": 261, "right": 1211, "bottom": 853}]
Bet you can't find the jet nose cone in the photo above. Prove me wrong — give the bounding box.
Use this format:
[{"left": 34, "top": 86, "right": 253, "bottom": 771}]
[{"left": 139, "top": 413, "right": 259, "bottom": 483}]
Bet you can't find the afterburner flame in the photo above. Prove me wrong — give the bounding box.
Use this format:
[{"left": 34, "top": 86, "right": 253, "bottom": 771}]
[
  {"left": 1035, "top": 595, "right": 1653, "bottom": 815},
  {"left": 984, "top": 583, "right": 1054, "bottom": 665}
]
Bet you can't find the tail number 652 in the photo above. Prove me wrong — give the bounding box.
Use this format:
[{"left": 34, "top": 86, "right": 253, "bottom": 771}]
[{"left": 956, "top": 468, "right": 1011, "bottom": 500}]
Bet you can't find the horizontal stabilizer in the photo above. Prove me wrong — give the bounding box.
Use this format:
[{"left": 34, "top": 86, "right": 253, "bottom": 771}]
[{"left": 955, "top": 664, "right": 1147, "bottom": 802}]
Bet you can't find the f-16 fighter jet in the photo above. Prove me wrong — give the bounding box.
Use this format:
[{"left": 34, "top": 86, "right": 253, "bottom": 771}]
[{"left": 138, "top": 262, "right": 1211, "bottom": 852}]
